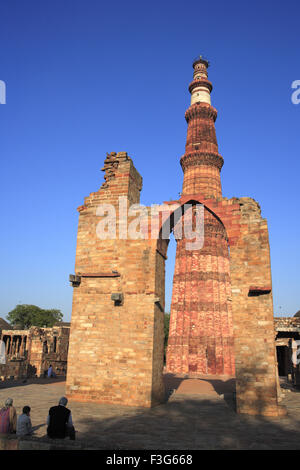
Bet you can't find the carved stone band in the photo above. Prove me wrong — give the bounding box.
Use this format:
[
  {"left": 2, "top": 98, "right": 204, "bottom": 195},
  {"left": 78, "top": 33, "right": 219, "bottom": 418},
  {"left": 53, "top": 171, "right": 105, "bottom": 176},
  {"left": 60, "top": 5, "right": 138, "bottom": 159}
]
[
  {"left": 185, "top": 103, "right": 218, "bottom": 123},
  {"left": 188, "top": 78, "right": 213, "bottom": 94},
  {"left": 180, "top": 152, "right": 224, "bottom": 172}
]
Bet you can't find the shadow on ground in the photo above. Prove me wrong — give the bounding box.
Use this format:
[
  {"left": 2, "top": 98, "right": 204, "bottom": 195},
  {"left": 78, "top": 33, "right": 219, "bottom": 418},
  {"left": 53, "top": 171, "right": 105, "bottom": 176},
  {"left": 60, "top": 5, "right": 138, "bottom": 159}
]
[
  {"left": 32, "top": 424, "right": 46, "bottom": 432},
  {"left": 0, "top": 377, "right": 65, "bottom": 389},
  {"left": 65, "top": 393, "right": 300, "bottom": 450},
  {"left": 62, "top": 372, "right": 300, "bottom": 450}
]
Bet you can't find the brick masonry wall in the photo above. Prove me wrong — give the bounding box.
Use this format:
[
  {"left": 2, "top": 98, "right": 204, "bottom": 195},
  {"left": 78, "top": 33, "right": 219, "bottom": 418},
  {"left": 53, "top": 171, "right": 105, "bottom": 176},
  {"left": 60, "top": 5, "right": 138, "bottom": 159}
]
[
  {"left": 228, "top": 198, "right": 285, "bottom": 416},
  {"left": 0, "top": 361, "right": 28, "bottom": 380},
  {"left": 66, "top": 152, "right": 165, "bottom": 407}
]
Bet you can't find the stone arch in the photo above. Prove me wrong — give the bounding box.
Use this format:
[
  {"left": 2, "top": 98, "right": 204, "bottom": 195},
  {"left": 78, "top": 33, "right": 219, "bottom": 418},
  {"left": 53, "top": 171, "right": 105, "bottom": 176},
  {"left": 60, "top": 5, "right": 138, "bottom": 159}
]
[
  {"left": 158, "top": 198, "right": 228, "bottom": 237},
  {"left": 155, "top": 199, "right": 235, "bottom": 377}
]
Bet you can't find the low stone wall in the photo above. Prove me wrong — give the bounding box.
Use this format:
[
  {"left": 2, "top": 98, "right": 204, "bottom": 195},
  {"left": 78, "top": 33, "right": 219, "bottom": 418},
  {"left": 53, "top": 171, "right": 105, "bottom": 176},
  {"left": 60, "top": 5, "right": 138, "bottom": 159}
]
[
  {"left": 0, "top": 361, "right": 28, "bottom": 380},
  {"left": 275, "top": 317, "right": 300, "bottom": 331},
  {"left": 0, "top": 433, "right": 89, "bottom": 450}
]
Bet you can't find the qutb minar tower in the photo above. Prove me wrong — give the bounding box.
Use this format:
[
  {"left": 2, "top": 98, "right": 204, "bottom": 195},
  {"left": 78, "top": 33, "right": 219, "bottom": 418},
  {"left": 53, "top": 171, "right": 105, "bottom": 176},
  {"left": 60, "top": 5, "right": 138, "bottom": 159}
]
[{"left": 166, "top": 57, "right": 235, "bottom": 376}]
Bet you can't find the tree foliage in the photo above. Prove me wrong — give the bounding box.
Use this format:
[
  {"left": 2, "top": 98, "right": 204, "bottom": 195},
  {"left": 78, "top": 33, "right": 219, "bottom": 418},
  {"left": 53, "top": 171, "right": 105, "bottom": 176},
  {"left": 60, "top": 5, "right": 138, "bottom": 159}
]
[{"left": 6, "top": 304, "right": 63, "bottom": 329}]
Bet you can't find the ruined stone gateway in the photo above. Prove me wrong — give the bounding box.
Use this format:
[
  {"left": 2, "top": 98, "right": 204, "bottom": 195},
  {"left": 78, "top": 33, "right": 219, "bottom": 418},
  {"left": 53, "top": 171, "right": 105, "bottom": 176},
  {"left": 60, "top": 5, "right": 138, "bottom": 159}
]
[{"left": 66, "top": 57, "right": 285, "bottom": 416}]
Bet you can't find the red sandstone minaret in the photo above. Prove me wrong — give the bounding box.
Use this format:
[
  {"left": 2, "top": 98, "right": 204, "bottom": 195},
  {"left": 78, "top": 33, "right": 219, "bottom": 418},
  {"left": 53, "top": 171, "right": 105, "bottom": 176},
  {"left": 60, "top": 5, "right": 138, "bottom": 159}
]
[{"left": 166, "top": 57, "right": 235, "bottom": 376}]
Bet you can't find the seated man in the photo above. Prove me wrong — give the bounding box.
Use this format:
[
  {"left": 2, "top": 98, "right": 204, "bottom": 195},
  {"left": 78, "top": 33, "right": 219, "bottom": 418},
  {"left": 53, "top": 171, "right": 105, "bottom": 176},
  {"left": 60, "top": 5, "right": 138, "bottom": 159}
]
[
  {"left": 17, "top": 406, "right": 33, "bottom": 437},
  {"left": 47, "top": 365, "right": 57, "bottom": 379},
  {"left": 0, "top": 398, "right": 17, "bottom": 434},
  {"left": 47, "top": 397, "right": 75, "bottom": 440}
]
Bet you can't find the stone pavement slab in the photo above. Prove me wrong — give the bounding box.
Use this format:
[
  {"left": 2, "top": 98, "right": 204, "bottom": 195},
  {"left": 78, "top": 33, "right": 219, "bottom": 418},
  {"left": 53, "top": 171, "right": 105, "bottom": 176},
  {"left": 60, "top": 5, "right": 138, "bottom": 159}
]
[{"left": 1, "top": 376, "right": 300, "bottom": 449}]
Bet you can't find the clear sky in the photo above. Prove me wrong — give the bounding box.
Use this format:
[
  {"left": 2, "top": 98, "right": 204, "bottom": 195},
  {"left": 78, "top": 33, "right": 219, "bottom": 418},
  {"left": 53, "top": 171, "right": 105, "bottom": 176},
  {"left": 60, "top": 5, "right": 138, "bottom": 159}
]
[{"left": 0, "top": 0, "right": 299, "bottom": 321}]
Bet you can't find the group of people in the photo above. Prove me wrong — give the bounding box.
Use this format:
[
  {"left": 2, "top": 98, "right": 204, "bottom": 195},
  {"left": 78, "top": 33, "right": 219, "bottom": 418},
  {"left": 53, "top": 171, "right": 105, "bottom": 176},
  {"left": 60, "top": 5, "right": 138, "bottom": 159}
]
[{"left": 0, "top": 396, "right": 75, "bottom": 440}]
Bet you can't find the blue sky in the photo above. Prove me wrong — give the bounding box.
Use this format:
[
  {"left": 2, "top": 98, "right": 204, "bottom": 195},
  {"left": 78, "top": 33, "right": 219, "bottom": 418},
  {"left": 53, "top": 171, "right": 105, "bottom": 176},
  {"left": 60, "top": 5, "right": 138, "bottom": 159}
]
[{"left": 0, "top": 0, "right": 299, "bottom": 321}]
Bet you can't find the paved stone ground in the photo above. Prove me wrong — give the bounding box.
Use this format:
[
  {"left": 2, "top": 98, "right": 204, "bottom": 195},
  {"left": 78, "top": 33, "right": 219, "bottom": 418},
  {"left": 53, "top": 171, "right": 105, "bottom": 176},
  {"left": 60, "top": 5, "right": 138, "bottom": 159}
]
[{"left": 1, "top": 375, "right": 300, "bottom": 449}]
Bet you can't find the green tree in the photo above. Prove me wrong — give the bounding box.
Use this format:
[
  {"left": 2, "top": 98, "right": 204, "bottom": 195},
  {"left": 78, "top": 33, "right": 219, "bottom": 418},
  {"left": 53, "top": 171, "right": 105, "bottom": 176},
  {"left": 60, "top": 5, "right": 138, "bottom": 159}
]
[{"left": 6, "top": 304, "right": 63, "bottom": 329}]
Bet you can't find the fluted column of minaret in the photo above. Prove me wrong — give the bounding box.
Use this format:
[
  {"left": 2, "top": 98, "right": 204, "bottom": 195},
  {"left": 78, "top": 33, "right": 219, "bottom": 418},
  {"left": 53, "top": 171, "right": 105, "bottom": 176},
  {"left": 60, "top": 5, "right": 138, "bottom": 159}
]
[
  {"left": 166, "top": 57, "right": 235, "bottom": 377},
  {"left": 167, "top": 208, "right": 235, "bottom": 376}
]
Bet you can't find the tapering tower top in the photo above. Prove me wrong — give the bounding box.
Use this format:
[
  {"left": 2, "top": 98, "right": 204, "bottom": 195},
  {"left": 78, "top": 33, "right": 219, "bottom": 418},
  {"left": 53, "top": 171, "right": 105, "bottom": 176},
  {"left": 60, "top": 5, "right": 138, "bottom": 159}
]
[
  {"left": 180, "top": 57, "right": 223, "bottom": 198},
  {"left": 189, "top": 55, "right": 212, "bottom": 106},
  {"left": 192, "top": 55, "right": 210, "bottom": 69}
]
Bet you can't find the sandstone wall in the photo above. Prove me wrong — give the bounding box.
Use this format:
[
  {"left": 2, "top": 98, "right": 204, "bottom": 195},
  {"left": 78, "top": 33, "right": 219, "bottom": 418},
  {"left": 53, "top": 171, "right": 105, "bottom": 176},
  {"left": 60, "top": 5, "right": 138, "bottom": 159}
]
[
  {"left": 227, "top": 197, "right": 284, "bottom": 416},
  {"left": 66, "top": 152, "right": 165, "bottom": 406}
]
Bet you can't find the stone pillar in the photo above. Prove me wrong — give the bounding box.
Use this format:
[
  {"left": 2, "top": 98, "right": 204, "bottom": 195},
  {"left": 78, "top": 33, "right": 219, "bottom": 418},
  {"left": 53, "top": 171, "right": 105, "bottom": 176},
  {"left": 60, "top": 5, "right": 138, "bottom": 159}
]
[
  {"left": 66, "top": 152, "right": 165, "bottom": 407},
  {"left": 17, "top": 337, "right": 21, "bottom": 356},
  {"left": 5, "top": 337, "right": 10, "bottom": 355},
  {"left": 20, "top": 336, "right": 24, "bottom": 356},
  {"left": 229, "top": 197, "right": 286, "bottom": 416},
  {"left": 12, "top": 337, "right": 16, "bottom": 355}
]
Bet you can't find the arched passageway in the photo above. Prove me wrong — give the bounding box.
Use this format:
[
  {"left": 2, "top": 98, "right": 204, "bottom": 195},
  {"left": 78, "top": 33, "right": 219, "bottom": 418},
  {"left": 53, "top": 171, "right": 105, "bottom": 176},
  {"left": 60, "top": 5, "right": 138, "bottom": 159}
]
[{"left": 158, "top": 200, "right": 235, "bottom": 377}]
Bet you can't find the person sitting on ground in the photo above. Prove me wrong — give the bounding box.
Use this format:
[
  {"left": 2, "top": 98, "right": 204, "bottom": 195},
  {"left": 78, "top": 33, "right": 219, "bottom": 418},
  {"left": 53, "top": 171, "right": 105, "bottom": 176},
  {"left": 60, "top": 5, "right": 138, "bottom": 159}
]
[
  {"left": 46, "top": 397, "right": 75, "bottom": 440},
  {"left": 16, "top": 406, "right": 33, "bottom": 437},
  {"left": 47, "top": 365, "right": 53, "bottom": 378},
  {"left": 0, "top": 398, "right": 17, "bottom": 434}
]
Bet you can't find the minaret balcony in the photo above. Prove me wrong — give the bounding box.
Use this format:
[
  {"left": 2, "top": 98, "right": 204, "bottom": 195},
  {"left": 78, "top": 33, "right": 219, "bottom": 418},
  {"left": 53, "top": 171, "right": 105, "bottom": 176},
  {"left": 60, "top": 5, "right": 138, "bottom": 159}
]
[{"left": 188, "top": 78, "right": 213, "bottom": 94}]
